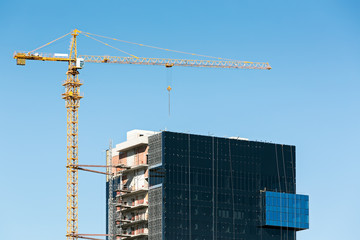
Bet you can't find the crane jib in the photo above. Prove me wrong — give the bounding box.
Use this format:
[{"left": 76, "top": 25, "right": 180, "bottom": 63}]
[{"left": 14, "top": 52, "right": 271, "bottom": 70}]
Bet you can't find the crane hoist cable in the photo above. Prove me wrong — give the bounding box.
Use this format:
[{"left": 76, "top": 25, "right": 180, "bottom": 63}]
[
  {"left": 81, "top": 32, "right": 176, "bottom": 116},
  {"left": 81, "top": 31, "right": 181, "bottom": 117},
  {"left": 166, "top": 66, "right": 173, "bottom": 116}
]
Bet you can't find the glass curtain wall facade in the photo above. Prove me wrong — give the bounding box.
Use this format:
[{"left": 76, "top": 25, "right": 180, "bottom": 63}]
[{"left": 148, "top": 131, "right": 308, "bottom": 240}]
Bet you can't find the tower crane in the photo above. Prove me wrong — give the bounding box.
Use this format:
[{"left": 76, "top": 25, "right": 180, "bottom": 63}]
[{"left": 13, "top": 29, "right": 271, "bottom": 240}]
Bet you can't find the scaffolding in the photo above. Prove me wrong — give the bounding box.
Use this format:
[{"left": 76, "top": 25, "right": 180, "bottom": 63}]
[
  {"left": 107, "top": 140, "right": 149, "bottom": 240},
  {"left": 107, "top": 141, "right": 115, "bottom": 240}
]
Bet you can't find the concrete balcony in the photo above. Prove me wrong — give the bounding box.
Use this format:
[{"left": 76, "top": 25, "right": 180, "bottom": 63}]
[
  {"left": 115, "top": 187, "right": 131, "bottom": 194},
  {"left": 124, "top": 233, "right": 148, "bottom": 239},
  {"left": 120, "top": 164, "right": 148, "bottom": 174},
  {"left": 115, "top": 218, "right": 132, "bottom": 224},
  {"left": 115, "top": 202, "right": 131, "bottom": 208},
  {"left": 120, "top": 203, "right": 148, "bottom": 213},
  {"left": 120, "top": 218, "right": 148, "bottom": 228},
  {"left": 120, "top": 187, "right": 148, "bottom": 198},
  {"left": 118, "top": 233, "right": 148, "bottom": 239}
]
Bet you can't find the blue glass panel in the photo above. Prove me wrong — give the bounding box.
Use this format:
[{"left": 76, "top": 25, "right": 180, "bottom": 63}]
[{"left": 262, "top": 191, "right": 309, "bottom": 230}]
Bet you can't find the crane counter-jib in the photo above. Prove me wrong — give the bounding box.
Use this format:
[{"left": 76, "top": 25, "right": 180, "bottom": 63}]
[{"left": 14, "top": 52, "right": 71, "bottom": 65}]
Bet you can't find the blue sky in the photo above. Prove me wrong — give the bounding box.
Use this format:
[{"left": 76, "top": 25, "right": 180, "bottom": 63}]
[{"left": 1, "top": 1, "right": 359, "bottom": 240}]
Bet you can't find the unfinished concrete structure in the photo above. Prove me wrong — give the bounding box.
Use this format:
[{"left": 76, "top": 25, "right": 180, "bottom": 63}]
[{"left": 106, "top": 130, "right": 157, "bottom": 240}]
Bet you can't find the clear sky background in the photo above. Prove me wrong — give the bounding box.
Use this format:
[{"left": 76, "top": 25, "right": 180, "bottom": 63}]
[{"left": 0, "top": 1, "right": 359, "bottom": 240}]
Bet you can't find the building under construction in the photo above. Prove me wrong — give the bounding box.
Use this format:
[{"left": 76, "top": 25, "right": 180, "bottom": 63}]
[
  {"left": 13, "top": 29, "right": 273, "bottom": 240},
  {"left": 106, "top": 130, "right": 309, "bottom": 240}
]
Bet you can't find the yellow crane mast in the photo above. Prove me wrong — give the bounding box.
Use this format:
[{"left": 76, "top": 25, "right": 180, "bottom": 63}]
[
  {"left": 13, "top": 29, "right": 271, "bottom": 240},
  {"left": 63, "top": 29, "right": 81, "bottom": 240}
]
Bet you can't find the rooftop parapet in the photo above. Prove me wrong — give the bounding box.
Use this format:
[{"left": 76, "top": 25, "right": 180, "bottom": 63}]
[{"left": 115, "top": 130, "right": 158, "bottom": 153}]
